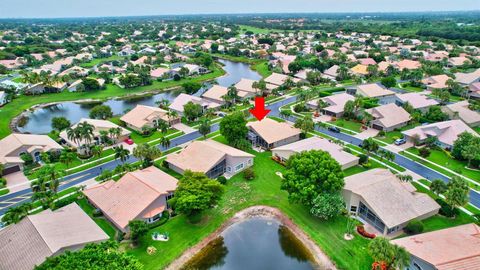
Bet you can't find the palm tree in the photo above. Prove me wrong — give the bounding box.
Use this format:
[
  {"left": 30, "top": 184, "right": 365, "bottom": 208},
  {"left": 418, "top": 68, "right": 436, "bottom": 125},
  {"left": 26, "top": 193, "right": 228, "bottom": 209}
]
[
  {"left": 159, "top": 136, "right": 171, "bottom": 149},
  {"left": 66, "top": 127, "right": 82, "bottom": 148},
  {"left": 133, "top": 143, "right": 161, "bottom": 167},
  {"left": 156, "top": 98, "right": 170, "bottom": 109},
  {"left": 78, "top": 122, "right": 94, "bottom": 154},
  {"left": 31, "top": 166, "right": 62, "bottom": 209},
  {"left": 99, "top": 130, "right": 109, "bottom": 145},
  {"left": 1, "top": 202, "right": 33, "bottom": 225},
  {"left": 156, "top": 120, "right": 169, "bottom": 134},
  {"left": 114, "top": 145, "right": 130, "bottom": 164},
  {"left": 59, "top": 150, "right": 76, "bottom": 168},
  {"left": 91, "top": 145, "right": 104, "bottom": 160},
  {"left": 108, "top": 127, "right": 122, "bottom": 143},
  {"left": 227, "top": 85, "right": 239, "bottom": 105},
  {"left": 166, "top": 110, "right": 179, "bottom": 124}
]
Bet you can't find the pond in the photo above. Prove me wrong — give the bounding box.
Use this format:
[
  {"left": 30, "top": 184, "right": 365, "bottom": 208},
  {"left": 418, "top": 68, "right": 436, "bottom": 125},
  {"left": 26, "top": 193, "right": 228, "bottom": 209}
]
[
  {"left": 181, "top": 218, "right": 318, "bottom": 270},
  {"left": 17, "top": 59, "right": 261, "bottom": 134}
]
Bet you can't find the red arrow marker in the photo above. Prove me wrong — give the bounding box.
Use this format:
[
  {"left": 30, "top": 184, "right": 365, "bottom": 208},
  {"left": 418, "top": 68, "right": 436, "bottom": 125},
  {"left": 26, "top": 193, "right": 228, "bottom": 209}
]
[{"left": 249, "top": 97, "right": 271, "bottom": 121}]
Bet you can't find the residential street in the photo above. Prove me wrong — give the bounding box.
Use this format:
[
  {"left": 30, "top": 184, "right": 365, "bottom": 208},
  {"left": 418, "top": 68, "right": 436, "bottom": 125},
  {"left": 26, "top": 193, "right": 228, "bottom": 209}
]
[{"left": 1, "top": 95, "right": 479, "bottom": 215}]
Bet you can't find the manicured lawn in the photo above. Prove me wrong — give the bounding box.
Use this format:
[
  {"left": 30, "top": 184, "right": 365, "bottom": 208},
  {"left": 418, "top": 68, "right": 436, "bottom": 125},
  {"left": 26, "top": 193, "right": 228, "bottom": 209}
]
[
  {"left": 329, "top": 118, "right": 363, "bottom": 133},
  {"left": 126, "top": 142, "right": 372, "bottom": 270},
  {"left": 77, "top": 198, "right": 118, "bottom": 239},
  {"left": 268, "top": 116, "right": 285, "bottom": 122},
  {"left": 406, "top": 147, "right": 480, "bottom": 184},
  {"left": 252, "top": 61, "right": 272, "bottom": 78},
  {"left": 0, "top": 188, "right": 9, "bottom": 196},
  {"left": 474, "top": 126, "right": 480, "bottom": 134},
  {"left": 129, "top": 128, "right": 182, "bottom": 145},
  {"left": 80, "top": 55, "right": 124, "bottom": 68},
  {"left": 0, "top": 64, "right": 225, "bottom": 139},
  {"left": 410, "top": 182, "right": 476, "bottom": 233},
  {"left": 375, "top": 123, "right": 418, "bottom": 144},
  {"left": 239, "top": 25, "right": 276, "bottom": 34}
]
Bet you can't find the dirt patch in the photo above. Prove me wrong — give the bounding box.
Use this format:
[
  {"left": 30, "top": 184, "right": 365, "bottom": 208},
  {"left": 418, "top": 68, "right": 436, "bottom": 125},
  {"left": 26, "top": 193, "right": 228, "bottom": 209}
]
[{"left": 165, "top": 205, "right": 337, "bottom": 270}]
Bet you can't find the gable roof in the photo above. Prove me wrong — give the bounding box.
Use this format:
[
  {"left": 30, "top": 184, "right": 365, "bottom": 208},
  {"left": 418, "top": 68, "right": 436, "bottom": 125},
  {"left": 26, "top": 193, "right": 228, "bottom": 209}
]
[
  {"left": 344, "top": 169, "right": 439, "bottom": 228},
  {"left": 0, "top": 203, "right": 108, "bottom": 270},
  {"left": 454, "top": 68, "right": 480, "bottom": 85},
  {"left": 201, "top": 85, "right": 228, "bottom": 103},
  {"left": 120, "top": 105, "right": 169, "bottom": 129},
  {"left": 247, "top": 118, "right": 301, "bottom": 144},
  {"left": 167, "top": 140, "right": 253, "bottom": 173},
  {"left": 0, "top": 134, "right": 63, "bottom": 165},
  {"left": 444, "top": 101, "right": 480, "bottom": 126},
  {"left": 366, "top": 103, "right": 411, "bottom": 128},
  {"left": 357, "top": 83, "right": 395, "bottom": 98},
  {"left": 395, "top": 92, "right": 439, "bottom": 110},
  {"left": 83, "top": 166, "right": 178, "bottom": 230},
  {"left": 402, "top": 119, "right": 478, "bottom": 146},
  {"left": 392, "top": 223, "right": 480, "bottom": 270},
  {"left": 272, "top": 137, "right": 358, "bottom": 167}
]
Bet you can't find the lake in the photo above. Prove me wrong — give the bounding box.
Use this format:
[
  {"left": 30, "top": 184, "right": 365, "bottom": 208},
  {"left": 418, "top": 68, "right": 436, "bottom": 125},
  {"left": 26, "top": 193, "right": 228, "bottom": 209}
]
[
  {"left": 181, "top": 218, "right": 318, "bottom": 270},
  {"left": 17, "top": 59, "right": 261, "bottom": 134}
]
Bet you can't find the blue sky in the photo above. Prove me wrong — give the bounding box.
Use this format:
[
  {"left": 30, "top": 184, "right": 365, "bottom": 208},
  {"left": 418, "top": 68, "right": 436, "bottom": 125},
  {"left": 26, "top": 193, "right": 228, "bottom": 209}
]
[{"left": 0, "top": 0, "right": 478, "bottom": 18}]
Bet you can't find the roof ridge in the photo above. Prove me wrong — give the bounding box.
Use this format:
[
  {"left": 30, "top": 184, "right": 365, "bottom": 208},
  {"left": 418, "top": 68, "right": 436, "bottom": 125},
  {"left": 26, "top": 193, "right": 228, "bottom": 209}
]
[
  {"left": 26, "top": 216, "right": 56, "bottom": 253},
  {"left": 129, "top": 169, "right": 164, "bottom": 195}
]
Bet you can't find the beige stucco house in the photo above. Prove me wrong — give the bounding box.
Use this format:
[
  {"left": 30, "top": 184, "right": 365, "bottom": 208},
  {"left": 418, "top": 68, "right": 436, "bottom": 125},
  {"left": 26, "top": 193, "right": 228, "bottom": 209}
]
[
  {"left": 272, "top": 137, "right": 359, "bottom": 169},
  {"left": 343, "top": 169, "right": 439, "bottom": 235},
  {"left": 365, "top": 103, "right": 411, "bottom": 132},
  {"left": 121, "top": 105, "right": 180, "bottom": 132},
  {"left": 0, "top": 203, "right": 109, "bottom": 270},
  {"left": 247, "top": 118, "right": 301, "bottom": 149},
  {"left": 0, "top": 134, "right": 63, "bottom": 175},
  {"left": 166, "top": 139, "right": 254, "bottom": 178},
  {"left": 83, "top": 166, "right": 178, "bottom": 232}
]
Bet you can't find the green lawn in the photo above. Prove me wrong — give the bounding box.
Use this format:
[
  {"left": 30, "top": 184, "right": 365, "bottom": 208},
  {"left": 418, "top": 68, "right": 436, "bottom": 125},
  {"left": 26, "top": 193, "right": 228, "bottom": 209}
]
[
  {"left": 0, "top": 64, "right": 225, "bottom": 139},
  {"left": 80, "top": 55, "right": 124, "bottom": 68},
  {"left": 77, "top": 198, "right": 118, "bottom": 239},
  {"left": 375, "top": 123, "right": 418, "bottom": 144},
  {"left": 238, "top": 25, "right": 277, "bottom": 34},
  {"left": 406, "top": 147, "right": 480, "bottom": 184},
  {"left": 474, "top": 126, "right": 480, "bottom": 135},
  {"left": 410, "top": 182, "right": 476, "bottom": 233},
  {"left": 0, "top": 188, "right": 9, "bottom": 196},
  {"left": 129, "top": 128, "right": 182, "bottom": 145},
  {"left": 126, "top": 142, "right": 372, "bottom": 270},
  {"left": 329, "top": 118, "right": 363, "bottom": 133}
]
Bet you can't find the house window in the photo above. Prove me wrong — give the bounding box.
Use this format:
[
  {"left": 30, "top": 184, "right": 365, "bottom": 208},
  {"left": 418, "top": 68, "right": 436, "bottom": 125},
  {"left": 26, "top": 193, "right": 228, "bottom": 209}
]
[
  {"left": 350, "top": 205, "right": 357, "bottom": 212},
  {"left": 235, "top": 163, "right": 244, "bottom": 172},
  {"left": 413, "top": 263, "right": 422, "bottom": 270},
  {"left": 227, "top": 166, "right": 232, "bottom": 172},
  {"left": 247, "top": 159, "right": 252, "bottom": 165}
]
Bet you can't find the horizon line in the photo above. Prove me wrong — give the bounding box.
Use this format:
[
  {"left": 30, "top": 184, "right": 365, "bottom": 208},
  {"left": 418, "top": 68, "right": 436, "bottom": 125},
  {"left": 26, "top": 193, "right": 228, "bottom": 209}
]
[{"left": 0, "top": 9, "right": 479, "bottom": 20}]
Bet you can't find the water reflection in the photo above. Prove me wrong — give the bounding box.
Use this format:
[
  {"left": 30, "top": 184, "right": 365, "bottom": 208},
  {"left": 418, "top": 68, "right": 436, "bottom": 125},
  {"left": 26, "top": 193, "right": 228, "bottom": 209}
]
[
  {"left": 181, "top": 218, "right": 316, "bottom": 270},
  {"left": 18, "top": 59, "right": 261, "bottom": 134}
]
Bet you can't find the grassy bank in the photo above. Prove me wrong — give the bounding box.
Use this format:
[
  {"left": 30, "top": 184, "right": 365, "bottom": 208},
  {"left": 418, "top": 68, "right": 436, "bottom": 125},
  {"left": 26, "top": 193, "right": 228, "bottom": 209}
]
[
  {"left": 0, "top": 64, "right": 225, "bottom": 139},
  {"left": 126, "top": 141, "right": 372, "bottom": 270}
]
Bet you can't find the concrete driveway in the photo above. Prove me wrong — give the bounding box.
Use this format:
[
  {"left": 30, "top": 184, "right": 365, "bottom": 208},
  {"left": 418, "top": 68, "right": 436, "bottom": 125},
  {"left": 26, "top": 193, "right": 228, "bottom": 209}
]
[
  {"left": 5, "top": 172, "right": 31, "bottom": 193},
  {"left": 384, "top": 141, "right": 414, "bottom": 153},
  {"left": 172, "top": 123, "right": 196, "bottom": 134}
]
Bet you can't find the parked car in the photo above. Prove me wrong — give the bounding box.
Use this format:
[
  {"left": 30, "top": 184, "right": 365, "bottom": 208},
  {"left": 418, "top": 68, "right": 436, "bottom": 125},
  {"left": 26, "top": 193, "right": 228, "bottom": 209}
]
[
  {"left": 124, "top": 138, "right": 134, "bottom": 145},
  {"left": 328, "top": 126, "right": 341, "bottom": 133},
  {"left": 394, "top": 138, "right": 406, "bottom": 145}
]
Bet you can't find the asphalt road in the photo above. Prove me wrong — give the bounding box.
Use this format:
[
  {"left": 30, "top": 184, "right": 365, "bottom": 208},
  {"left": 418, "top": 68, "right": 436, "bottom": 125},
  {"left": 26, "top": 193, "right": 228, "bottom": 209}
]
[{"left": 1, "top": 95, "right": 479, "bottom": 215}]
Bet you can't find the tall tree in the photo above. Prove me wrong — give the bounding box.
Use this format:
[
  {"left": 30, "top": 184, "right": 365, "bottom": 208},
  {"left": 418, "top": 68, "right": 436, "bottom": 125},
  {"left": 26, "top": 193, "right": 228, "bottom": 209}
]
[
  {"left": 114, "top": 145, "right": 130, "bottom": 164},
  {"left": 133, "top": 143, "right": 161, "bottom": 167},
  {"left": 444, "top": 176, "right": 469, "bottom": 211}
]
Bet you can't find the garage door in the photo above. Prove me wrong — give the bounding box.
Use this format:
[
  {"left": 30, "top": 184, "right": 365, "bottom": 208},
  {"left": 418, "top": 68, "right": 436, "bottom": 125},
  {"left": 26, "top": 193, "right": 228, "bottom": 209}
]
[{"left": 2, "top": 165, "right": 21, "bottom": 176}]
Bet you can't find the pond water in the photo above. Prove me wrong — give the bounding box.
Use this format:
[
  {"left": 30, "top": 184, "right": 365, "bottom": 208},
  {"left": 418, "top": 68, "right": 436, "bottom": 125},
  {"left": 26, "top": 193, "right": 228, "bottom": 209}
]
[
  {"left": 181, "top": 218, "right": 318, "bottom": 270},
  {"left": 17, "top": 59, "right": 261, "bottom": 134}
]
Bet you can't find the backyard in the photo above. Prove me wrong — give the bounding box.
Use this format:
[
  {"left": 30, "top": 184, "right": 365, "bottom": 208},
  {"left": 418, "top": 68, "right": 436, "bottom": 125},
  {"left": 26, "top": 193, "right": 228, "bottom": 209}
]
[{"left": 125, "top": 139, "right": 373, "bottom": 270}]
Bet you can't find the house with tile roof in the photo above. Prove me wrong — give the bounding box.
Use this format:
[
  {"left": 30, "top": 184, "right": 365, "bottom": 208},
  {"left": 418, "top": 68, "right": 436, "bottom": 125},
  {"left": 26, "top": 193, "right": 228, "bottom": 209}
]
[
  {"left": 442, "top": 101, "right": 480, "bottom": 127},
  {"left": 307, "top": 93, "right": 355, "bottom": 117},
  {"left": 272, "top": 137, "right": 359, "bottom": 169},
  {"left": 366, "top": 103, "right": 411, "bottom": 132},
  {"left": 392, "top": 223, "right": 480, "bottom": 270},
  {"left": 169, "top": 93, "right": 221, "bottom": 115},
  {"left": 201, "top": 85, "right": 228, "bottom": 104},
  {"left": 0, "top": 203, "right": 109, "bottom": 270},
  {"left": 422, "top": 74, "right": 451, "bottom": 91},
  {"left": 402, "top": 119, "right": 479, "bottom": 149},
  {"left": 247, "top": 118, "right": 301, "bottom": 149},
  {"left": 394, "top": 92, "right": 439, "bottom": 112},
  {"left": 0, "top": 134, "right": 63, "bottom": 176},
  {"left": 351, "top": 83, "right": 396, "bottom": 104},
  {"left": 120, "top": 105, "right": 179, "bottom": 132},
  {"left": 343, "top": 168, "right": 439, "bottom": 235},
  {"left": 83, "top": 166, "right": 178, "bottom": 232},
  {"left": 59, "top": 118, "right": 131, "bottom": 147},
  {"left": 166, "top": 140, "right": 254, "bottom": 178}
]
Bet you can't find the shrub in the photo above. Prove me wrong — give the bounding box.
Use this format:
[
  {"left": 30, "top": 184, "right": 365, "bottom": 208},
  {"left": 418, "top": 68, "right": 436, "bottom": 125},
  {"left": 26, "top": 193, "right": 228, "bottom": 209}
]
[
  {"left": 377, "top": 130, "right": 386, "bottom": 137},
  {"left": 436, "top": 198, "right": 459, "bottom": 218},
  {"left": 0, "top": 177, "right": 6, "bottom": 188},
  {"left": 243, "top": 167, "right": 255, "bottom": 181},
  {"left": 404, "top": 220, "right": 424, "bottom": 235},
  {"left": 358, "top": 154, "right": 369, "bottom": 164},
  {"left": 217, "top": 176, "right": 227, "bottom": 185},
  {"left": 419, "top": 147, "right": 431, "bottom": 158},
  {"left": 92, "top": 208, "right": 103, "bottom": 217}
]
